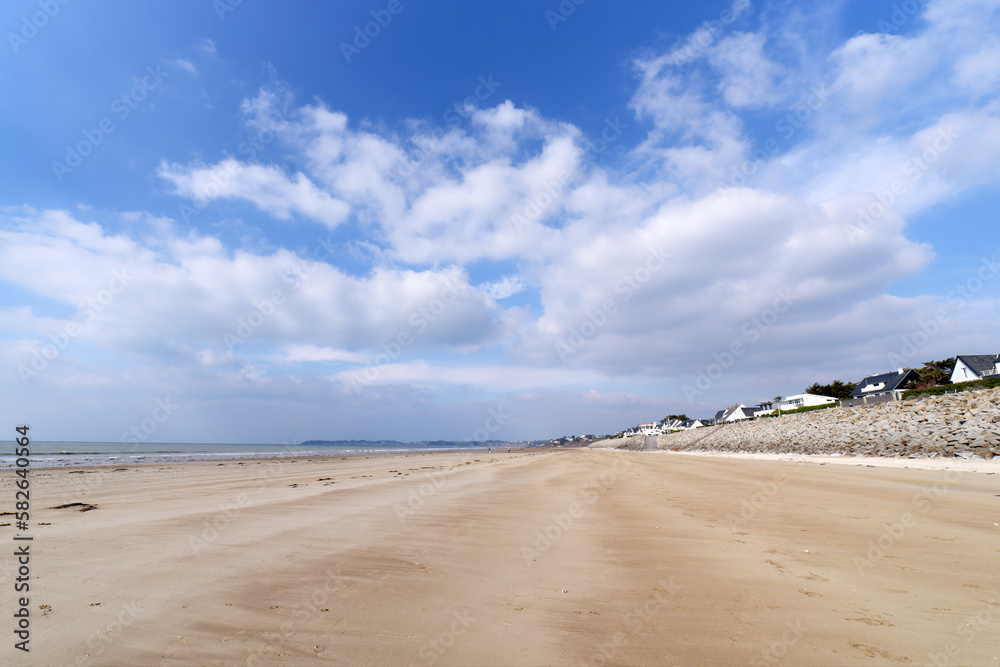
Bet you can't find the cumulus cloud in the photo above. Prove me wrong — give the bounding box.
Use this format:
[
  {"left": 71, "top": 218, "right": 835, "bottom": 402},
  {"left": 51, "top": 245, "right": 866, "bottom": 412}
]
[
  {"left": 157, "top": 160, "right": 351, "bottom": 228},
  {"left": 0, "top": 208, "right": 509, "bottom": 369}
]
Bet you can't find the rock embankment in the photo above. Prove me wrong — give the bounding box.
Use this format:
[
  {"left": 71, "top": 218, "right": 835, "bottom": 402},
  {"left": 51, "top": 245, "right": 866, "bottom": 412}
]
[
  {"left": 589, "top": 434, "right": 645, "bottom": 451},
  {"left": 657, "top": 387, "right": 1000, "bottom": 459}
]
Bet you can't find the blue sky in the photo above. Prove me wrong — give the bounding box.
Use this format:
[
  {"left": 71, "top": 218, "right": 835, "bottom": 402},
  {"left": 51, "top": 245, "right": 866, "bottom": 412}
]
[{"left": 1, "top": 0, "right": 998, "bottom": 443}]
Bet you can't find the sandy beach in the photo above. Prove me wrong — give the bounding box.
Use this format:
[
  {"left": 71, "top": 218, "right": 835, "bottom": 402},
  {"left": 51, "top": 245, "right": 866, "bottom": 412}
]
[{"left": 3, "top": 449, "right": 1000, "bottom": 666}]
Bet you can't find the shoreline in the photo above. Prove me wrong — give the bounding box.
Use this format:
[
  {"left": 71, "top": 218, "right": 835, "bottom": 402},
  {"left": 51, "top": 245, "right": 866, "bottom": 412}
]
[
  {"left": 18, "top": 444, "right": 1000, "bottom": 474},
  {"left": 0, "top": 443, "right": 533, "bottom": 470}
]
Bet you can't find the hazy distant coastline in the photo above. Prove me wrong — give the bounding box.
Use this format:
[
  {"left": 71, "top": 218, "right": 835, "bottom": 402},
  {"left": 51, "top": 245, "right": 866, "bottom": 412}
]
[{"left": 299, "top": 439, "right": 533, "bottom": 448}]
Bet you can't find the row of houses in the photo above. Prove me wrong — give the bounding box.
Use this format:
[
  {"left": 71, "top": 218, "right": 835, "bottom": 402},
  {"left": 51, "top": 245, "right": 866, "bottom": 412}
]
[
  {"left": 623, "top": 419, "right": 707, "bottom": 436},
  {"left": 716, "top": 354, "right": 999, "bottom": 424},
  {"left": 844, "top": 354, "right": 998, "bottom": 400},
  {"left": 620, "top": 354, "right": 999, "bottom": 435},
  {"left": 716, "top": 392, "right": 839, "bottom": 422}
]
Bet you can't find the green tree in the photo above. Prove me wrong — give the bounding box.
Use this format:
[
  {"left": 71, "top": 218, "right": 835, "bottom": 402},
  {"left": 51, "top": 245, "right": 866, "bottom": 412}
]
[
  {"left": 805, "top": 380, "right": 857, "bottom": 400},
  {"left": 916, "top": 358, "right": 955, "bottom": 386},
  {"left": 662, "top": 414, "right": 688, "bottom": 422}
]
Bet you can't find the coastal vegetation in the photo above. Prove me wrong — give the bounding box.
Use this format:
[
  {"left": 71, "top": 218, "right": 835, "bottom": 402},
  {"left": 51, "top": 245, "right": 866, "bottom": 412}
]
[
  {"left": 902, "top": 376, "right": 1000, "bottom": 400},
  {"left": 804, "top": 380, "right": 856, "bottom": 399}
]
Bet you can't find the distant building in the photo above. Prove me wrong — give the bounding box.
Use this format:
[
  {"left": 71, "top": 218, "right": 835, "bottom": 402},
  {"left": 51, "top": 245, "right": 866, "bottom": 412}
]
[
  {"left": 950, "top": 355, "right": 1000, "bottom": 383},
  {"left": 849, "top": 368, "right": 921, "bottom": 398},
  {"left": 718, "top": 404, "right": 761, "bottom": 422},
  {"left": 662, "top": 418, "right": 705, "bottom": 430},
  {"left": 639, "top": 423, "right": 659, "bottom": 435},
  {"left": 759, "top": 393, "right": 838, "bottom": 414}
]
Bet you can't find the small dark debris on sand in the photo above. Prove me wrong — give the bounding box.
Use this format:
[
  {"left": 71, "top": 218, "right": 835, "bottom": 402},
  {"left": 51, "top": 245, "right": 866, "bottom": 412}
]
[{"left": 49, "top": 502, "right": 98, "bottom": 512}]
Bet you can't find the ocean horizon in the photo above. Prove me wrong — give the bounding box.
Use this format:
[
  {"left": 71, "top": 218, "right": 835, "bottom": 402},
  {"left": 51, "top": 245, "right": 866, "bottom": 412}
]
[{"left": 0, "top": 439, "right": 522, "bottom": 469}]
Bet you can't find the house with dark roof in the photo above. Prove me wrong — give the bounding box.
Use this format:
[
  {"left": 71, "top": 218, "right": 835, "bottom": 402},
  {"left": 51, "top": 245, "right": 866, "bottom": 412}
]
[
  {"left": 950, "top": 354, "right": 1000, "bottom": 383},
  {"left": 718, "top": 404, "right": 762, "bottom": 422},
  {"left": 849, "top": 368, "right": 921, "bottom": 398},
  {"left": 660, "top": 418, "right": 705, "bottom": 430}
]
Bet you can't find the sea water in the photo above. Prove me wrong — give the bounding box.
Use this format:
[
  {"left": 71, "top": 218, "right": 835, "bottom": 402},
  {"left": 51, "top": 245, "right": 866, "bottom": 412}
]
[{"left": 0, "top": 440, "right": 502, "bottom": 468}]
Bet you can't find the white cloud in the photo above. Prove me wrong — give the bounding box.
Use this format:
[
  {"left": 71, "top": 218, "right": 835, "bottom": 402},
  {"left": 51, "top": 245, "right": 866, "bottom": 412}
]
[
  {"left": 278, "top": 344, "right": 369, "bottom": 364},
  {"left": 829, "top": 31, "right": 935, "bottom": 115},
  {"left": 157, "top": 159, "right": 351, "bottom": 228},
  {"left": 952, "top": 39, "right": 1000, "bottom": 92},
  {"left": 709, "top": 32, "right": 785, "bottom": 108},
  {"left": 332, "top": 361, "right": 609, "bottom": 393},
  {"left": 478, "top": 275, "right": 526, "bottom": 301},
  {"left": 197, "top": 347, "right": 235, "bottom": 367},
  {"left": 0, "top": 208, "right": 509, "bottom": 363},
  {"left": 629, "top": 52, "right": 749, "bottom": 187},
  {"left": 172, "top": 58, "right": 198, "bottom": 76},
  {"left": 664, "top": 0, "right": 754, "bottom": 66}
]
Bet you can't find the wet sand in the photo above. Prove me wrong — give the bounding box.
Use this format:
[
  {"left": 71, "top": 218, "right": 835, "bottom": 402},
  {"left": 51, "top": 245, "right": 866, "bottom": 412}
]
[{"left": 2, "top": 449, "right": 999, "bottom": 666}]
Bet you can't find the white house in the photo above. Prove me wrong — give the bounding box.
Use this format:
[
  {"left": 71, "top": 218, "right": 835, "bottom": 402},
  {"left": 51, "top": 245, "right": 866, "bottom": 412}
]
[
  {"left": 639, "top": 423, "right": 659, "bottom": 435},
  {"left": 951, "top": 355, "right": 1000, "bottom": 383},
  {"left": 763, "top": 393, "right": 837, "bottom": 413},
  {"left": 661, "top": 418, "right": 704, "bottom": 430},
  {"left": 788, "top": 393, "right": 837, "bottom": 409},
  {"left": 719, "top": 404, "right": 760, "bottom": 422}
]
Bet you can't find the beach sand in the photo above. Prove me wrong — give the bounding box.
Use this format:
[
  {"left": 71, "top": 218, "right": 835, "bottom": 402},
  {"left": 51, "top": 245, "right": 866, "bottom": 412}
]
[{"left": 2, "top": 449, "right": 999, "bottom": 666}]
